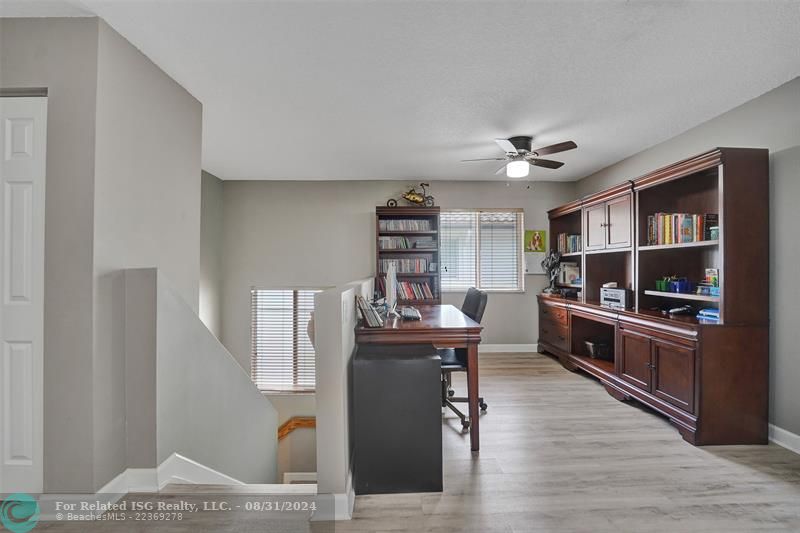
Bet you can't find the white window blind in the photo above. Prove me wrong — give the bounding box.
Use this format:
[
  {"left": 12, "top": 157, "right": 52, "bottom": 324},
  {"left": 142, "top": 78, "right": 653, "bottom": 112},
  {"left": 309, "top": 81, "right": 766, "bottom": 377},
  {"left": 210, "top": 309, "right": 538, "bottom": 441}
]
[
  {"left": 440, "top": 209, "right": 523, "bottom": 292},
  {"left": 251, "top": 289, "right": 319, "bottom": 393},
  {"left": 440, "top": 211, "right": 477, "bottom": 291}
]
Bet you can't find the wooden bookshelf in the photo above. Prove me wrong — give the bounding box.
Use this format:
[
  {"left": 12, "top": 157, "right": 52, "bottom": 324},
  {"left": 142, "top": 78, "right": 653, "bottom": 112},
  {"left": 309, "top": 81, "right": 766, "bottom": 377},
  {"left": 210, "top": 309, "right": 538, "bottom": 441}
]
[
  {"left": 539, "top": 148, "right": 769, "bottom": 446},
  {"left": 639, "top": 240, "right": 718, "bottom": 252},
  {"left": 547, "top": 200, "right": 583, "bottom": 297},
  {"left": 643, "top": 290, "right": 720, "bottom": 303},
  {"left": 375, "top": 206, "right": 441, "bottom": 305}
]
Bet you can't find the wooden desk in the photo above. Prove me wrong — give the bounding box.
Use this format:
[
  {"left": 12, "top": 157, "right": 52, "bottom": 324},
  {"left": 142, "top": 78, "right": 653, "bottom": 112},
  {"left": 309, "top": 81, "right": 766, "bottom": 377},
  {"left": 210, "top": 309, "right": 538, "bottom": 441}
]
[{"left": 355, "top": 304, "right": 483, "bottom": 451}]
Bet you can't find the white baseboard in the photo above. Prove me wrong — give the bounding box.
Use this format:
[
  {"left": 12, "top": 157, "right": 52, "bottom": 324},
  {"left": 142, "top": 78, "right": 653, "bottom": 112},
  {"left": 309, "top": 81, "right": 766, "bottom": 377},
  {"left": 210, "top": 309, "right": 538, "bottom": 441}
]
[
  {"left": 769, "top": 424, "right": 800, "bottom": 455},
  {"left": 157, "top": 453, "right": 245, "bottom": 490},
  {"left": 96, "top": 453, "right": 245, "bottom": 494},
  {"left": 479, "top": 343, "right": 538, "bottom": 353},
  {"left": 312, "top": 469, "right": 354, "bottom": 521},
  {"left": 283, "top": 472, "right": 317, "bottom": 484}
]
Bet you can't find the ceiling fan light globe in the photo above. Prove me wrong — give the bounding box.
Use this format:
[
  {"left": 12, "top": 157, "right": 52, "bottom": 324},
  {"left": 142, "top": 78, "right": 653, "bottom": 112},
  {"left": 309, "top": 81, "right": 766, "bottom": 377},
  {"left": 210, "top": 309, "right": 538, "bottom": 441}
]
[{"left": 506, "top": 160, "right": 529, "bottom": 178}]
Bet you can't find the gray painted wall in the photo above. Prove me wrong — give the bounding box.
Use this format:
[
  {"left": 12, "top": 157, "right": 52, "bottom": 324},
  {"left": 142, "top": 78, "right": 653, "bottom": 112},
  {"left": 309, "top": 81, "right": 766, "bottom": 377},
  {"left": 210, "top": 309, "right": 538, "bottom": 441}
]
[
  {"left": 1, "top": 17, "right": 99, "bottom": 493},
  {"left": 219, "top": 179, "right": 575, "bottom": 371},
  {"left": 200, "top": 171, "right": 224, "bottom": 338},
  {"left": 1, "top": 18, "right": 204, "bottom": 491},
  {"left": 574, "top": 77, "right": 800, "bottom": 436},
  {"left": 122, "top": 269, "right": 277, "bottom": 483},
  {"left": 153, "top": 269, "right": 278, "bottom": 483}
]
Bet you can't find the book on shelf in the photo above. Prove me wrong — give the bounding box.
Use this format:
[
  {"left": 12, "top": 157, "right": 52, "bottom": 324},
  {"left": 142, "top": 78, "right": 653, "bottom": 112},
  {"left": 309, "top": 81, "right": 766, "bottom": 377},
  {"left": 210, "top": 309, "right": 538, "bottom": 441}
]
[
  {"left": 378, "top": 219, "right": 432, "bottom": 232},
  {"left": 559, "top": 262, "right": 580, "bottom": 285},
  {"left": 557, "top": 232, "right": 581, "bottom": 254},
  {"left": 413, "top": 236, "right": 437, "bottom": 249},
  {"left": 647, "top": 212, "right": 718, "bottom": 245},
  {"left": 378, "top": 235, "right": 437, "bottom": 250},
  {"left": 377, "top": 277, "right": 435, "bottom": 301},
  {"left": 378, "top": 236, "right": 411, "bottom": 249},
  {"left": 379, "top": 258, "right": 428, "bottom": 273}
]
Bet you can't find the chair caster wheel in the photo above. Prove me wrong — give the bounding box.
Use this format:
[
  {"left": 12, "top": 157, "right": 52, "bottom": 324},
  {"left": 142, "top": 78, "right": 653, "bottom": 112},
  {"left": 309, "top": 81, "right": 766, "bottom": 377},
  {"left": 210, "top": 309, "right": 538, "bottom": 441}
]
[
  {"left": 461, "top": 419, "right": 470, "bottom": 430},
  {"left": 448, "top": 389, "right": 455, "bottom": 397},
  {"left": 480, "top": 402, "right": 488, "bottom": 411}
]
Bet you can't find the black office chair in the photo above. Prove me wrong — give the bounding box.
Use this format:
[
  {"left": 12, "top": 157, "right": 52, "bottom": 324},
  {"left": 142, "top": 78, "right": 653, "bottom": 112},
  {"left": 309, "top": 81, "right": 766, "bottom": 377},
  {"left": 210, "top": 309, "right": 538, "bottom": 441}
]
[{"left": 439, "top": 287, "right": 488, "bottom": 430}]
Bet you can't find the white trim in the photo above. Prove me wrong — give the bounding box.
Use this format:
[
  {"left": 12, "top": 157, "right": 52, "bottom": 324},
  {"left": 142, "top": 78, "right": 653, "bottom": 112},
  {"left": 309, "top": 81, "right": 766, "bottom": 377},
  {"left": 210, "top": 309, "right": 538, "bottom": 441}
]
[
  {"left": 94, "top": 453, "right": 246, "bottom": 494},
  {"left": 479, "top": 343, "right": 538, "bottom": 353},
  {"left": 157, "top": 453, "right": 247, "bottom": 489},
  {"left": 283, "top": 472, "right": 317, "bottom": 484},
  {"left": 769, "top": 424, "right": 800, "bottom": 455},
  {"left": 312, "top": 469, "right": 354, "bottom": 521}
]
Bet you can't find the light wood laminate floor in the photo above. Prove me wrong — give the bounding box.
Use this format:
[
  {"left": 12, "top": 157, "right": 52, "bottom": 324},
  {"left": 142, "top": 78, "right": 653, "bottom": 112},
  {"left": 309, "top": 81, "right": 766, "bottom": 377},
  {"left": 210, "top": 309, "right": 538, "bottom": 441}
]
[{"left": 40, "top": 352, "right": 800, "bottom": 532}]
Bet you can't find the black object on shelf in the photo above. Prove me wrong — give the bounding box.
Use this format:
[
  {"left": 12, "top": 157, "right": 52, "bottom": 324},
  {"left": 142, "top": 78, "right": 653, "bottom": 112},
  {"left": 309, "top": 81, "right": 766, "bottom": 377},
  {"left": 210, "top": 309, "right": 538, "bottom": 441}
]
[{"left": 584, "top": 338, "right": 612, "bottom": 361}]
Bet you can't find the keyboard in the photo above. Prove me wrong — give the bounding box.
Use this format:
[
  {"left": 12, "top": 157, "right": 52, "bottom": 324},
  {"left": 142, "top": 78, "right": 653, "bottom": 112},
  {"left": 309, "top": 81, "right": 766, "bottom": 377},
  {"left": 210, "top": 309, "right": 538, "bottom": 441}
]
[{"left": 400, "top": 306, "right": 422, "bottom": 321}]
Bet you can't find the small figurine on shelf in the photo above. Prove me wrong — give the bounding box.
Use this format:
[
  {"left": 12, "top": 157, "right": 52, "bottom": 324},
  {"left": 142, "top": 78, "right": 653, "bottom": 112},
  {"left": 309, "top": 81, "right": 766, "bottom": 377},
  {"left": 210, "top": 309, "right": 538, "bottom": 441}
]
[
  {"left": 541, "top": 250, "right": 562, "bottom": 294},
  {"left": 386, "top": 182, "right": 435, "bottom": 207}
]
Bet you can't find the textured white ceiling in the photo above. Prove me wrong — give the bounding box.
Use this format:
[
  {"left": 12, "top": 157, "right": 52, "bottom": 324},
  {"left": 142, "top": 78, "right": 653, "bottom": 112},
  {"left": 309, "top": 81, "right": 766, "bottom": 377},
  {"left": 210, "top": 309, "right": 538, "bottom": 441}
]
[{"left": 7, "top": 1, "right": 800, "bottom": 181}]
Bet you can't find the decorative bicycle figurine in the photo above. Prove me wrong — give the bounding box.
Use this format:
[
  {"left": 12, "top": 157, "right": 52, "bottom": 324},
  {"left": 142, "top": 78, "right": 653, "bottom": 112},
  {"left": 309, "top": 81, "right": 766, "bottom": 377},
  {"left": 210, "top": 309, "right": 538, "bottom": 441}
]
[{"left": 386, "top": 182, "right": 435, "bottom": 207}]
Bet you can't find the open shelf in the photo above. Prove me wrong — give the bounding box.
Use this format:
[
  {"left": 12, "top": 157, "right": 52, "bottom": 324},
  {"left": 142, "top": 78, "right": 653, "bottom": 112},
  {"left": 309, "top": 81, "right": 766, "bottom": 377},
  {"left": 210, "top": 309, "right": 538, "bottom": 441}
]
[
  {"left": 378, "top": 248, "right": 437, "bottom": 254},
  {"left": 639, "top": 240, "right": 718, "bottom": 252},
  {"left": 378, "top": 231, "right": 437, "bottom": 236},
  {"left": 572, "top": 353, "right": 615, "bottom": 374},
  {"left": 560, "top": 251, "right": 582, "bottom": 257},
  {"left": 585, "top": 247, "right": 632, "bottom": 255},
  {"left": 643, "top": 290, "right": 719, "bottom": 303},
  {"left": 377, "top": 272, "right": 435, "bottom": 277}
]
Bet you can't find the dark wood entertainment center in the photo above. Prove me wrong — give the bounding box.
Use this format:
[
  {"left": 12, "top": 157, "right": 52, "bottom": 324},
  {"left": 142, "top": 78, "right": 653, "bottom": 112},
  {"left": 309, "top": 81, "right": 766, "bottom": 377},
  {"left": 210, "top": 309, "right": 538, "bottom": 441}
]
[{"left": 538, "top": 148, "right": 769, "bottom": 445}]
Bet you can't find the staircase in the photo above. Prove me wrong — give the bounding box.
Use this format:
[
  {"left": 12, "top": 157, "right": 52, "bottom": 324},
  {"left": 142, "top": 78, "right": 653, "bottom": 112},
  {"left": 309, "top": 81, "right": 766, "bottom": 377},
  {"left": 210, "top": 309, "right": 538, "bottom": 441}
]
[{"left": 121, "top": 268, "right": 279, "bottom": 487}]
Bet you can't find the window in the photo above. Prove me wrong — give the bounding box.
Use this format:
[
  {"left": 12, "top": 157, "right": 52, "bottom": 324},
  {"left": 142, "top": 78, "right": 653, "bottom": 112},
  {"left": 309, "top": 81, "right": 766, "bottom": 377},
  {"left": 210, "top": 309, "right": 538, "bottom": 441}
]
[
  {"left": 251, "top": 289, "right": 319, "bottom": 393},
  {"left": 440, "top": 209, "right": 523, "bottom": 292}
]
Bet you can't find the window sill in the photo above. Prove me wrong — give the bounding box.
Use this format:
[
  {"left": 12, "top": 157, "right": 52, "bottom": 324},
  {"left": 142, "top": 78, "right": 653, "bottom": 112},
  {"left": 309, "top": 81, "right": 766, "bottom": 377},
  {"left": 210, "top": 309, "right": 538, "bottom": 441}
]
[
  {"left": 442, "top": 289, "right": 526, "bottom": 294},
  {"left": 260, "top": 391, "right": 316, "bottom": 397}
]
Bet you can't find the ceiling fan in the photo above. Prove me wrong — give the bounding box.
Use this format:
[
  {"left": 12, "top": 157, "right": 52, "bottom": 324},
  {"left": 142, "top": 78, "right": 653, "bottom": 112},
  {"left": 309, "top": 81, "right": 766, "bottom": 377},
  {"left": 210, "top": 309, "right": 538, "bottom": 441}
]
[{"left": 462, "top": 136, "right": 577, "bottom": 178}]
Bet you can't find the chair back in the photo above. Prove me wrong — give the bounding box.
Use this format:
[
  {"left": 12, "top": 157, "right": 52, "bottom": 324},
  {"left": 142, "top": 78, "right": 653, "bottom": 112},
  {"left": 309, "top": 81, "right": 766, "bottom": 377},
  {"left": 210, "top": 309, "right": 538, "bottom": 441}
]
[{"left": 461, "top": 287, "right": 488, "bottom": 324}]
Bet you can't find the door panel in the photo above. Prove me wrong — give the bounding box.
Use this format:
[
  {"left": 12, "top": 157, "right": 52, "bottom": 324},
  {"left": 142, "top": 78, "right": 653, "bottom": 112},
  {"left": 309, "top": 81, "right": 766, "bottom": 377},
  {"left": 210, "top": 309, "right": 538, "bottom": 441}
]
[
  {"left": 618, "top": 328, "right": 651, "bottom": 391},
  {"left": 584, "top": 203, "right": 606, "bottom": 250},
  {"left": 0, "top": 97, "right": 46, "bottom": 493},
  {"left": 652, "top": 338, "right": 696, "bottom": 413},
  {"left": 606, "top": 195, "right": 632, "bottom": 248}
]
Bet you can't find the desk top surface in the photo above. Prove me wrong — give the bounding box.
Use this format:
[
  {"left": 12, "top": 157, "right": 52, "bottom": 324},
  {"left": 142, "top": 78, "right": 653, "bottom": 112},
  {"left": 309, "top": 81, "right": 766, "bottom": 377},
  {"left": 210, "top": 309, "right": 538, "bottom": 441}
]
[{"left": 356, "top": 304, "right": 482, "bottom": 334}]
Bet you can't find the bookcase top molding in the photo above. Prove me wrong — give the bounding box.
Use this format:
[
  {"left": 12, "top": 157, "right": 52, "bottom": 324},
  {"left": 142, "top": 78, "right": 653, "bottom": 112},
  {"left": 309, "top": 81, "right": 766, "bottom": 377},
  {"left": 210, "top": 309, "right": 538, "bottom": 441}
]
[{"left": 549, "top": 147, "right": 768, "bottom": 219}]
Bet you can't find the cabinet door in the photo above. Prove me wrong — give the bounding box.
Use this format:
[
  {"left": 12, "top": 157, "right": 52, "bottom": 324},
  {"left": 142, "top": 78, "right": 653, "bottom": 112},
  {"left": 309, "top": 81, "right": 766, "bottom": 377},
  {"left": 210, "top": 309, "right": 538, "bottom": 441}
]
[
  {"left": 652, "top": 338, "right": 695, "bottom": 413},
  {"left": 584, "top": 203, "right": 607, "bottom": 250},
  {"left": 618, "top": 328, "right": 652, "bottom": 391},
  {"left": 606, "top": 195, "right": 632, "bottom": 249}
]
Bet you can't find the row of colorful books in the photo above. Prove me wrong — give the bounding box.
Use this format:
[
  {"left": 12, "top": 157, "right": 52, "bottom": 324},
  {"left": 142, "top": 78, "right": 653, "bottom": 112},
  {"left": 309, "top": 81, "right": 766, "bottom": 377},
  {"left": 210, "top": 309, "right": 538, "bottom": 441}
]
[
  {"left": 646, "top": 213, "right": 718, "bottom": 245},
  {"left": 378, "top": 236, "right": 412, "bottom": 249},
  {"left": 378, "top": 219, "right": 432, "bottom": 232},
  {"left": 378, "top": 236, "right": 438, "bottom": 250},
  {"left": 377, "top": 277, "right": 436, "bottom": 301},
  {"left": 379, "top": 258, "right": 428, "bottom": 273},
  {"left": 557, "top": 233, "right": 581, "bottom": 254}
]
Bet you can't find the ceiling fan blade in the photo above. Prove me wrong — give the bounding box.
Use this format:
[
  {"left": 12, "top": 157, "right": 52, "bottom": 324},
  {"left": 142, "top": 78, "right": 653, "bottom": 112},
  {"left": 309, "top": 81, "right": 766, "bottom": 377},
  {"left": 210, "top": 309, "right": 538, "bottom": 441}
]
[
  {"left": 494, "top": 138, "right": 519, "bottom": 155},
  {"left": 533, "top": 141, "right": 577, "bottom": 156},
  {"left": 461, "top": 157, "right": 508, "bottom": 162},
  {"left": 529, "top": 158, "right": 564, "bottom": 169},
  {"left": 495, "top": 164, "right": 508, "bottom": 175}
]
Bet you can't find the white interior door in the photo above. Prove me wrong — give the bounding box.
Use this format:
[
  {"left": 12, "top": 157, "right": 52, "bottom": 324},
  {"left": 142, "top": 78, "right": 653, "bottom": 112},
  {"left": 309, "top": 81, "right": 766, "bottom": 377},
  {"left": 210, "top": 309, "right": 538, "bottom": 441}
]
[{"left": 0, "top": 97, "right": 46, "bottom": 493}]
